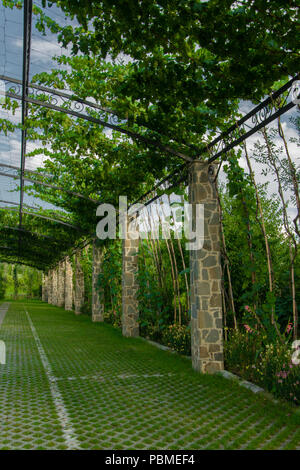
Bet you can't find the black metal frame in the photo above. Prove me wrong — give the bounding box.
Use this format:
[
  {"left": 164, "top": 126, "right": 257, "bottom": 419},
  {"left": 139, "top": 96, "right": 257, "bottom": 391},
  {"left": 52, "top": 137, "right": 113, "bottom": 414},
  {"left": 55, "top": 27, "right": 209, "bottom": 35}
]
[
  {"left": 0, "top": 257, "right": 47, "bottom": 270},
  {"left": 1, "top": 225, "right": 74, "bottom": 248},
  {"left": 1, "top": 80, "right": 192, "bottom": 163},
  {"left": 0, "top": 199, "right": 36, "bottom": 210},
  {"left": 132, "top": 74, "right": 300, "bottom": 208},
  {"left": 0, "top": 1, "right": 299, "bottom": 269},
  {"left": 0, "top": 74, "right": 198, "bottom": 159},
  {"left": 0, "top": 167, "right": 100, "bottom": 203},
  {"left": 0, "top": 206, "right": 83, "bottom": 230},
  {"left": 18, "top": 0, "right": 32, "bottom": 254}
]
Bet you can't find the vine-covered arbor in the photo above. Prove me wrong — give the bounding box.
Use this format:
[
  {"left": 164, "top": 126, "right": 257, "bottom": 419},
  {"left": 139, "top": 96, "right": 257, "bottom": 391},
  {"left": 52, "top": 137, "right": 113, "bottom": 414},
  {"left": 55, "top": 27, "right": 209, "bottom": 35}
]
[{"left": 0, "top": 0, "right": 299, "bottom": 374}]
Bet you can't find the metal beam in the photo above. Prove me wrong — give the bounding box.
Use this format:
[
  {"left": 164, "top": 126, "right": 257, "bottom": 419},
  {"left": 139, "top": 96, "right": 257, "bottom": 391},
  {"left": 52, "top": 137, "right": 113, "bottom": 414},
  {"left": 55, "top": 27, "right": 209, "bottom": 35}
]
[
  {"left": 19, "top": 0, "right": 32, "bottom": 252},
  {"left": 0, "top": 170, "right": 99, "bottom": 203},
  {"left": 0, "top": 73, "right": 198, "bottom": 156},
  {"left": 133, "top": 75, "right": 300, "bottom": 207},
  {"left": 0, "top": 162, "right": 53, "bottom": 178},
  {"left": 0, "top": 199, "right": 36, "bottom": 210},
  {"left": 2, "top": 91, "right": 192, "bottom": 163},
  {"left": 0, "top": 257, "right": 45, "bottom": 270},
  {"left": 0, "top": 244, "right": 58, "bottom": 261},
  {"left": 200, "top": 74, "right": 299, "bottom": 159},
  {"left": 0, "top": 74, "right": 116, "bottom": 119},
  {"left": 0, "top": 207, "right": 82, "bottom": 230},
  {"left": 1, "top": 227, "right": 71, "bottom": 247},
  {"left": 2, "top": 225, "right": 62, "bottom": 240},
  {"left": 207, "top": 100, "right": 299, "bottom": 164},
  {"left": 0, "top": 226, "right": 74, "bottom": 260}
]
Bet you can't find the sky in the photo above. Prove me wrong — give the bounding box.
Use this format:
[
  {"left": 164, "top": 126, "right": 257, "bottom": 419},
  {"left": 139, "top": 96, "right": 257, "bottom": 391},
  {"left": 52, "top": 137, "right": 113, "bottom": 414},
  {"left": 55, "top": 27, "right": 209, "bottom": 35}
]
[
  {"left": 0, "top": 0, "right": 71, "bottom": 211},
  {"left": 0, "top": 1, "right": 298, "bottom": 225}
]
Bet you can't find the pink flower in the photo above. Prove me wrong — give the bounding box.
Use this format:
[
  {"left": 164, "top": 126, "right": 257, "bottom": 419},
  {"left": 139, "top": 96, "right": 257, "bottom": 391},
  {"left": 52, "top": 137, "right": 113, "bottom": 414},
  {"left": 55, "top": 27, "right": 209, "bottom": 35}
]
[
  {"left": 286, "top": 322, "right": 293, "bottom": 334},
  {"left": 243, "top": 324, "right": 252, "bottom": 333},
  {"left": 245, "top": 305, "right": 251, "bottom": 312}
]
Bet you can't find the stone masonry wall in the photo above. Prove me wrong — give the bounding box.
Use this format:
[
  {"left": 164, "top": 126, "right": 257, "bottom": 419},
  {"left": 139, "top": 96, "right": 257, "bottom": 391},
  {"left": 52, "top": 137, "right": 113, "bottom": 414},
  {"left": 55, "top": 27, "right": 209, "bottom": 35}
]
[
  {"left": 52, "top": 268, "right": 58, "bottom": 306},
  {"left": 92, "top": 241, "right": 104, "bottom": 322},
  {"left": 47, "top": 270, "right": 53, "bottom": 304},
  {"left": 74, "top": 253, "right": 85, "bottom": 315},
  {"left": 57, "top": 261, "right": 65, "bottom": 308},
  {"left": 64, "top": 257, "right": 73, "bottom": 311},
  {"left": 189, "top": 161, "right": 224, "bottom": 373},
  {"left": 122, "top": 216, "right": 139, "bottom": 337},
  {"left": 42, "top": 273, "right": 48, "bottom": 302}
]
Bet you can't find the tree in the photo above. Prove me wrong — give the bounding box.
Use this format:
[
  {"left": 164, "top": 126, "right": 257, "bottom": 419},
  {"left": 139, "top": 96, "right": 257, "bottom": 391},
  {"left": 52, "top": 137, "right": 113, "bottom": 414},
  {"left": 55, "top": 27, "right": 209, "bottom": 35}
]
[
  {"left": 13, "top": 265, "right": 18, "bottom": 300},
  {"left": 0, "top": 264, "right": 6, "bottom": 299}
]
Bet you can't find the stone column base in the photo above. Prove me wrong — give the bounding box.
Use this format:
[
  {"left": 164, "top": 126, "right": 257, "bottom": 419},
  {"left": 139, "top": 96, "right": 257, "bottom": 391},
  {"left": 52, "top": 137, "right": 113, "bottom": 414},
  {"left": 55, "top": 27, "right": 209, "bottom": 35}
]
[{"left": 189, "top": 161, "right": 224, "bottom": 374}]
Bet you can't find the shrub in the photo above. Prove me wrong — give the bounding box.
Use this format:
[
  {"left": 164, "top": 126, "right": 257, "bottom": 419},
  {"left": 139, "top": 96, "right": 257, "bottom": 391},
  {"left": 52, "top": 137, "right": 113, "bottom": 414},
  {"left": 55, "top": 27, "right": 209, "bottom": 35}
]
[
  {"left": 80, "top": 300, "right": 92, "bottom": 316},
  {"left": 103, "top": 310, "right": 121, "bottom": 329},
  {"left": 225, "top": 327, "right": 300, "bottom": 405},
  {"left": 162, "top": 324, "right": 191, "bottom": 356}
]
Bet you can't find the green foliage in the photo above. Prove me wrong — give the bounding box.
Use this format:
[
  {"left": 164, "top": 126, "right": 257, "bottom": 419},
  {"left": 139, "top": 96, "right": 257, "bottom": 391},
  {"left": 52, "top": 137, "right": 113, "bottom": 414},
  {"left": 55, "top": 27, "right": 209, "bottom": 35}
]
[
  {"left": 80, "top": 246, "right": 93, "bottom": 315},
  {"left": 41, "top": 1, "right": 299, "bottom": 104},
  {"left": 1, "top": 1, "right": 299, "bottom": 269},
  {"left": 0, "top": 1, "right": 299, "bottom": 411},
  {"left": 0, "top": 264, "right": 6, "bottom": 299},
  {"left": 137, "top": 240, "right": 173, "bottom": 341},
  {"left": 162, "top": 324, "right": 191, "bottom": 356},
  {"left": 0, "top": 262, "right": 42, "bottom": 300},
  {"left": 225, "top": 327, "right": 300, "bottom": 405},
  {"left": 97, "top": 240, "right": 122, "bottom": 327},
  {"left": 221, "top": 152, "right": 300, "bottom": 330}
]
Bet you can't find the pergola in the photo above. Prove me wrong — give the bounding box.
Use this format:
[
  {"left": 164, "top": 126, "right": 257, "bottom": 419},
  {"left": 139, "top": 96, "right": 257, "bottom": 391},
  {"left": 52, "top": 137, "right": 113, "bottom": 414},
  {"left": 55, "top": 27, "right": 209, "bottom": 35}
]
[{"left": 0, "top": 0, "right": 298, "bottom": 373}]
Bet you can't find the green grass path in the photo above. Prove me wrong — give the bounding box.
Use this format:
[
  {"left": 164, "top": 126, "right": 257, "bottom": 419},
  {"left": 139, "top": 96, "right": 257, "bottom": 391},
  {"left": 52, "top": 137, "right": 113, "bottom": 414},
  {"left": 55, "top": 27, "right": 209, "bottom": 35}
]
[{"left": 0, "top": 301, "right": 299, "bottom": 450}]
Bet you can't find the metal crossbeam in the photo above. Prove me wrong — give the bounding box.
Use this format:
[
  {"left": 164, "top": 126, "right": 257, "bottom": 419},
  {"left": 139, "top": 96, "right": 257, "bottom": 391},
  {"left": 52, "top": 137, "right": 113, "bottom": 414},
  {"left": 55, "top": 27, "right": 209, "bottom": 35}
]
[
  {"left": 2, "top": 225, "right": 62, "bottom": 240},
  {"left": 0, "top": 225, "right": 69, "bottom": 247},
  {"left": 2, "top": 84, "right": 192, "bottom": 163},
  {"left": 205, "top": 75, "right": 299, "bottom": 163},
  {"left": 19, "top": 0, "right": 32, "bottom": 254},
  {"left": 0, "top": 73, "right": 199, "bottom": 156},
  {"left": 0, "top": 199, "right": 36, "bottom": 210},
  {"left": 134, "top": 74, "right": 300, "bottom": 207},
  {"left": 205, "top": 75, "right": 299, "bottom": 157},
  {"left": 0, "top": 169, "right": 99, "bottom": 203},
  {"left": 0, "top": 245, "right": 54, "bottom": 260},
  {"left": 0, "top": 11, "right": 298, "bottom": 271},
  {"left": 0, "top": 162, "right": 54, "bottom": 178},
  {"left": 0, "top": 206, "right": 82, "bottom": 230},
  {"left": 0, "top": 256, "right": 46, "bottom": 270},
  {"left": 0, "top": 74, "right": 117, "bottom": 120}
]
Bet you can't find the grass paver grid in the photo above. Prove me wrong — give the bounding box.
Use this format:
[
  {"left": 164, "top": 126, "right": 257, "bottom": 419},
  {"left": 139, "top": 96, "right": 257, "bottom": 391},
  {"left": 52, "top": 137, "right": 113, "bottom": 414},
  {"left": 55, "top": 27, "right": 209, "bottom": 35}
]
[{"left": 0, "top": 301, "right": 299, "bottom": 450}]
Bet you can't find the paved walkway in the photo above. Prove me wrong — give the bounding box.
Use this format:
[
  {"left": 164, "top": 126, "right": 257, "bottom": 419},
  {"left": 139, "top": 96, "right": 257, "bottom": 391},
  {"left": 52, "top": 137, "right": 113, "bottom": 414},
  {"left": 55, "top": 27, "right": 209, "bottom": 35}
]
[{"left": 0, "top": 301, "right": 299, "bottom": 450}]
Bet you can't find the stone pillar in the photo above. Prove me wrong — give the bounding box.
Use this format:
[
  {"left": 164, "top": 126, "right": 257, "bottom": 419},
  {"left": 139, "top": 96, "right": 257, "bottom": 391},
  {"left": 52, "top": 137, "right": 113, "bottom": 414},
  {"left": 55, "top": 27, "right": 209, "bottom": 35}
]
[
  {"left": 189, "top": 161, "right": 224, "bottom": 374},
  {"left": 74, "top": 252, "right": 85, "bottom": 315},
  {"left": 92, "top": 241, "right": 104, "bottom": 322},
  {"left": 52, "top": 267, "right": 58, "bottom": 306},
  {"left": 57, "top": 261, "right": 65, "bottom": 308},
  {"left": 122, "top": 215, "right": 139, "bottom": 337},
  {"left": 42, "top": 273, "right": 48, "bottom": 302},
  {"left": 64, "top": 257, "right": 73, "bottom": 311},
  {"left": 47, "top": 270, "right": 53, "bottom": 304}
]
